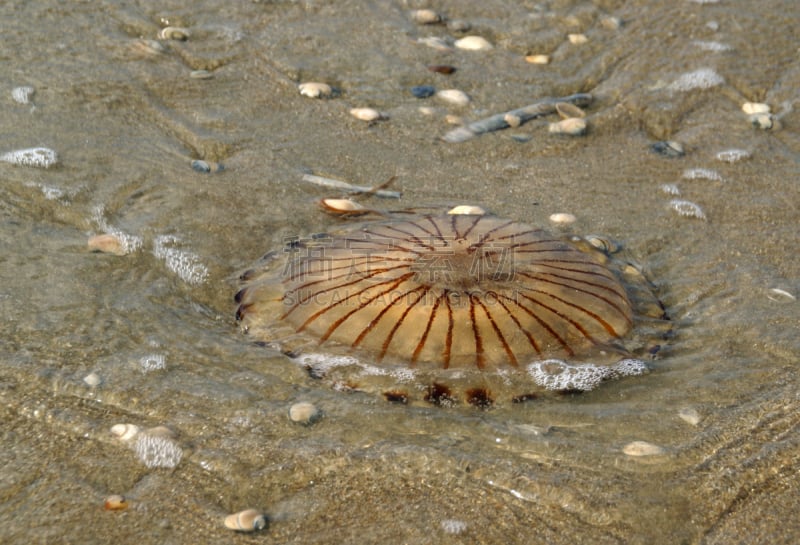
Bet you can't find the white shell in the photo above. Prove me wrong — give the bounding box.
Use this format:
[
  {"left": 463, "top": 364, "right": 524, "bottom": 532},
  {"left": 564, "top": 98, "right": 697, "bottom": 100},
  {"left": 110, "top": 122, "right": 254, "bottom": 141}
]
[
  {"left": 548, "top": 117, "right": 587, "bottom": 136},
  {"left": 548, "top": 212, "right": 577, "bottom": 225},
  {"left": 525, "top": 54, "right": 550, "bottom": 65},
  {"left": 349, "top": 107, "right": 384, "bottom": 122},
  {"left": 410, "top": 9, "right": 441, "bottom": 24},
  {"left": 288, "top": 402, "right": 322, "bottom": 425},
  {"left": 623, "top": 441, "right": 666, "bottom": 457},
  {"left": 447, "top": 205, "right": 486, "bottom": 216},
  {"left": 555, "top": 102, "right": 586, "bottom": 119},
  {"left": 159, "top": 27, "right": 190, "bottom": 41},
  {"left": 110, "top": 423, "right": 141, "bottom": 442},
  {"left": 298, "top": 82, "right": 332, "bottom": 98},
  {"left": 224, "top": 509, "right": 268, "bottom": 532},
  {"left": 104, "top": 494, "right": 128, "bottom": 511},
  {"left": 454, "top": 36, "right": 492, "bottom": 51},
  {"left": 741, "top": 102, "right": 770, "bottom": 115},
  {"left": 568, "top": 33, "right": 588, "bottom": 45},
  {"left": 83, "top": 372, "right": 101, "bottom": 387},
  {"left": 436, "top": 89, "right": 470, "bottom": 106},
  {"left": 320, "top": 198, "right": 367, "bottom": 214},
  {"left": 767, "top": 288, "right": 796, "bottom": 302},
  {"left": 678, "top": 408, "right": 701, "bottom": 426},
  {"left": 88, "top": 233, "right": 128, "bottom": 256}
]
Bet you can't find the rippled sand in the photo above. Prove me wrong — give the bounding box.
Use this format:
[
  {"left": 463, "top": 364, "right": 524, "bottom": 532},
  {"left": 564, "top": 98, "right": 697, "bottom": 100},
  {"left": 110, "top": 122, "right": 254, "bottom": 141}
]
[{"left": 1, "top": 0, "right": 798, "bottom": 543}]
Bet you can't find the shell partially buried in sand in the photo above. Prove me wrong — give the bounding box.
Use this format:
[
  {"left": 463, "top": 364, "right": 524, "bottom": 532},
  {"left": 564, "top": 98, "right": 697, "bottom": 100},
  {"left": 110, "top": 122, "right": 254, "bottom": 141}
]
[{"left": 235, "top": 213, "right": 668, "bottom": 406}]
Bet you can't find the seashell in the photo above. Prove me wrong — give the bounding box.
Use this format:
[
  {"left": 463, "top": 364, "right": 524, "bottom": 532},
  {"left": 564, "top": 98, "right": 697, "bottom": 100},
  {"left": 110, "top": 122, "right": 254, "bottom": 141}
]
[
  {"left": 104, "top": 495, "right": 129, "bottom": 511},
  {"left": 568, "top": 33, "right": 588, "bottom": 45},
  {"left": 88, "top": 233, "right": 128, "bottom": 256},
  {"left": 189, "top": 69, "right": 213, "bottom": 80},
  {"left": 678, "top": 407, "right": 701, "bottom": 426},
  {"left": 410, "top": 9, "right": 442, "bottom": 25},
  {"left": 446, "top": 205, "right": 486, "bottom": 216},
  {"left": 555, "top": 102, "right": 586, "bottom": 119},
  {"left": 83, "top": 372, "right": 101, "bottom": 387},
  {"left": 435, "top": 89, "right": 470, "bottom": 106},
  {"left": 741, "top": 102, "right": 769, "bottom": 115},
  {"left": 225, "top": 509, "right": 268, "bottom": 532},
  {"left": 548, "top": 212, "right": 577, "bottom": 225},
  {"left": 288, "top": 402, "right": 322, "bottom": 425},
  {"left": 503, "top": 113, "right": 521, "bottom": 127},
  {"left": 11, "top": 85, "right": 35, "bottom": 104},
  {"left": 319, "top": 198, "right": 368, "bottom": 216},
  {"left": 548, "top": 117, "right": 587, "bottom": 136},
  {"left": 191, "top": 159, "right": 224, "bottom": 173},
  {"left": 445, "top": 114, "right": 463, "bottom": 125},
  {"left": 584, "top": 234, "right": 621, "bottom": 254},
  {"left": 349, "top": 107, "right": 384, "bottom": 122},
  {"left": 650, "top": 140, "right": 684, "bottom": 157},
  {"left": 110, "top": 423, "right": 141, "bottom": 442},
  {"left": 623, "top": 441, "right": 666, "bottom": 457},
  {"left": 131, "top": 38, "right": 167, "bottom": 55},
  {"left": 159, "top": 27, "right": 190, "bottom": 41},
  {"left": 411, "top": 85, "right": 435, "bottom": 99},
  {"left": 525, "top": 54, "right": 550, "bottom": 65},
  {"left": 454, "top": 36, "right": 492, "bottom": 51},
  {"left": 749, "top": 113, "right": 778, "bottom": 130},
  {"left": 418, "top": 106, "right": 437, "bottom": 116},
  {"left": 298, "top": 82, "right": 332, "bottom": 98},
  {"left": 427, "top": 64, "right": 456, "bottom": 75}
]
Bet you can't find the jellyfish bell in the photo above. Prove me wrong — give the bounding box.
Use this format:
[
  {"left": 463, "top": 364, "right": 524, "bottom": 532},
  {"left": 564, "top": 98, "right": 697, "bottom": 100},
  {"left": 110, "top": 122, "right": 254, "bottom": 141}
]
[{"left": 235, "top": 211, "right": 668, "bottom": 406}]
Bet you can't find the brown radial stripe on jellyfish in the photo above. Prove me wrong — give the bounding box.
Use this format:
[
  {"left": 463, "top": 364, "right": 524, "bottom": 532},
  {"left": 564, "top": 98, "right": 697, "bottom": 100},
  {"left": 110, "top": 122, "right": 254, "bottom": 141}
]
[{"left": 236, "top": 214, "right": 635, "bottom": 371}]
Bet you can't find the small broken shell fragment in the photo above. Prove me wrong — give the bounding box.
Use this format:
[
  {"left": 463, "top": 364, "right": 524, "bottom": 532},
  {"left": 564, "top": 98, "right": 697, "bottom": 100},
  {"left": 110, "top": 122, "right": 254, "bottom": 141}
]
[
  {"left": 447, "top": 205, "right": 486, "bottom": 216},
  {"left": 288, "top": 402, "right": 322, "bottom": 425},
  {"left": 548, "top": 117, "right": 587, "bottom": 136},
  {"left": 436, "top": 89, "right": 470, "bottom": 106},
  {"left": 132, "top": 38, "right": 167, "bottom": 55},
  {"left": 555, "top": 102, "right": 586, "bottom": 119},
  {"left": 349, "top": 107, "right": 384, "bottom": 122},
  {"left": 568, "top": 33, "right": 588, "bottom": 45},
  {"left": 88, "top": 234, "right": 128, "bottom": 256},
  {"left": 503, "top": 113, "right": 521, "bottom": 127},
  {"left": 749, "top": 113, "right": 778, "bottom": 130},
  {"left": 110, "top": 423, "right": 141, "bottom": 442},
  {"left": 741, "top": 102, "right": 770, "bottom": 115},
  {"left": 651, "top": 140, "right": 685, "bottom": 157},
  {"left": 298, "top": 82, "right": 332, "bottom": 98},
  {"left": 159, "top": 27, "right": 190, "bottom": 41},
  {"left": 525, "top": 54, "right": 550, "bottom": 65},
  {"left": 83, "top": 372, "right": 101, "bottom": 387},
  {"left": 320, "top": 198, "right": 368, "bottom": 216},
  {"left": 454, "top": 36, "right": 492, "bottom": 51},
  {"left": 224, "top": 509, "right": 268, "bottom": 532},
  {"left": 189, "top": 69, "right": 213, "bottom": 80},
  {"left": 548, "top": 212, "right": 577, "bottom": 225},
  {"left": 623, "top": 441, "right": 666, "bottom": 457},
  {"left": 410, "top": 9, "right": 442, "bottom": 24},
  {"left": 104, "top": 495, "right": 129, "bottom": 511},
  {"left": 767, "top": 288, "right": 796, "bottom": 302}
]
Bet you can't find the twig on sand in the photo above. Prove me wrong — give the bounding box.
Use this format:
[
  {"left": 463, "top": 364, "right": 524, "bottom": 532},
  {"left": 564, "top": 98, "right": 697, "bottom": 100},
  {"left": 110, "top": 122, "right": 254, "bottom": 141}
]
[{"left": 301, "top": 173, "right": 402, "bottom": 199}]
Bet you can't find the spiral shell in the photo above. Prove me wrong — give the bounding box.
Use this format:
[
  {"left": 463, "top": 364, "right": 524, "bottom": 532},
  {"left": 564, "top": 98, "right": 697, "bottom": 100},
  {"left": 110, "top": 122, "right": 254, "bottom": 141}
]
[
  {"left": 224, "top": 509, "right": 268, "bottom": 532},
  {"left": 110, "top": 423, "right": 140, "bottom": 442}
]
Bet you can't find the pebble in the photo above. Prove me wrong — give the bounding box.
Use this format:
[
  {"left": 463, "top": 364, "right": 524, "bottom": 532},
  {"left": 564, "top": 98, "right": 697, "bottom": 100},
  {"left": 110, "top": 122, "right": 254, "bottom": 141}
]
[
  {"left": 669, "top": 199, "right": 706, "bottom": 220},
  {"left": 224, "top": 509, "right": 268, "bottom": 533},
  {"left": 454, "top": 36, "right": 492, "bottom": 51},
  {"left": 288, "top": 402, "right": 322, "bottom": 425},
  {"left": 741, "top": 102, "right": 770, "bottom": 115},
  {"left": 350, "top": 107, "right": 384, "bottom": 122},
  {"left": 298, "top": 82, "right": 332, "bottom": 98},
  {"left": 548, "top": 117, "right": 587, "bottom": 136},
  {"left": 88, "top": 233, "right": 128, "bottom": 256},
  {"left": 548, "top": 212, "right": 577, "bottom": 225},
  {"left": 427, "top": 64, "right": 456, "bottom": 75},
  {"left": 158, "top": 27, "right": 190, "bottom": 41},
  {"left": 503, "top": 113, "right": 521, "bottom": 127},
  {"left": 623, "top": 441, "right": 666, "bottom": 457},
  {"left": 525, "top": 54, "right": 550, "bottom": 65},
  {"left": 411, "top": 85, "right": 436, "bottom": 99},
  {"left": 651, "top": 140, "right": 685, "bottom": 157},
  {"left": 715, "top": 149, "right": 750, "bottom": 163},
  {"left": 447, "top": 205, "right": 486, "bottom": 216},
  {"left": 555, "top": 102, "right": 586, "bottom": 119},
  {"left": 110, "top": 423, "right": 141, "bottom": 442},
  {"left": 568, "top": 33, "right": 588, "bottom": 45},
  {"left": 585, "top": 234, "right": 621, "bottom": 254},
  {"left": 191, "top": 159, "right": 223, "bottom": 173},
  {"left": 1, "top": 147, "right": 58, "bottom": 168},
  {"left": 104, "top": 495, "right": 129, "bottom": 511},
  {"left": 11, "top": 85, "right": 35, "bottom": 104},
  {"left": 678, "top": 408, "right": 701, "bottom": 426},
  {"left": 436, "top": 89, "right": 470, "bottom": 106},
  {"left": 83, "top": 372, "right": 101, "bottom": 387},
  {"left": 189, "top": 70, "right": 213, "bottom": 80},
  {"left": 410, "top": 9, "right": 442, "bottom": 25}
]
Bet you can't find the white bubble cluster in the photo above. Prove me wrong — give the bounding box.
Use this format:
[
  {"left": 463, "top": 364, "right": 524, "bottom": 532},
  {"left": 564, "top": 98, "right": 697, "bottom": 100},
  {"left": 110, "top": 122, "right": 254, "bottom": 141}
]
[
  {"left": 668, "top": 68, "right": 724, "bottom": 91},
  {"left": 133, "top": 433, "right": 183, "bottom": 469},
  {"left": 440, "top": 519, "right": 467, "bottom": 535},
  {"left": 153, "top": 235, "right": 209, "bottom": 285},
  {"left": 682, "top": 168, "right": 723, "bottom": 181},
  {"left": 11, "top": 86, "right": 35, "bottom": 104},
  {"left": 1, "top": 147, "right": 58, "bottom": 168},
  {"left": 715, "top": 149, "right": 750, "bottom": 163},
  {"left": 526, "top": 358, "right": 648, "bottom": 391},
  {"left": 295, "top": 353, "right": 360, "bottom": 374},
  {"left": 660, "top": 183, "right": 681, "bottom": 196},
  {"left": 691, "top": 40, "right": 731, "bottom": 52},
  {"left": 669, "top": 199, "right": 706, "bottom": 220},
  {"left": 139, "top": 353, "right": 166, "bottom": 373}
]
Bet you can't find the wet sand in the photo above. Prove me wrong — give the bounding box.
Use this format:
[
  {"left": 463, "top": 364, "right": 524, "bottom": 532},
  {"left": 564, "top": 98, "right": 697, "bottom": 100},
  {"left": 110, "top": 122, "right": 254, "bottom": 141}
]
[{"left": 1, "top": 0, "right": 798, "bottom": 543}]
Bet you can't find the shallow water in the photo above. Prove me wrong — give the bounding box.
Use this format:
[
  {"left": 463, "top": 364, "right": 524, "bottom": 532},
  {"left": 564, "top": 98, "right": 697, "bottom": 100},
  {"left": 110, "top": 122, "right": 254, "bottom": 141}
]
[{"left": 1, "top": 0, "right": 798, "bottom": 543}]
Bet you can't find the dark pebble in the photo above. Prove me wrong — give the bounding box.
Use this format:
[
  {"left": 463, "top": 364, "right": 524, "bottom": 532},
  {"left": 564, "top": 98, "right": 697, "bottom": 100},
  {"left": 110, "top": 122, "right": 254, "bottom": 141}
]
[
  {"left": 411, "top": 85, "right": 436, "bottom": 99},
  {"left": 191, "top": 159, "right": 224, "bottom": 173},
  {"left": 427, "top": 64, "right": 456, "bottom": 75},
  {"left": 650, "top": 141, "right": 685, "bottom": 158}
]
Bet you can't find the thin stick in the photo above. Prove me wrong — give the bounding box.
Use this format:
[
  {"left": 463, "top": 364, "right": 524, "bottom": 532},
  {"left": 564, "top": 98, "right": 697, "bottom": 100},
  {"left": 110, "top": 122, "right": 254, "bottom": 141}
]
[{"left": 301, "top": 173, "right": 402, "bottom": 199}]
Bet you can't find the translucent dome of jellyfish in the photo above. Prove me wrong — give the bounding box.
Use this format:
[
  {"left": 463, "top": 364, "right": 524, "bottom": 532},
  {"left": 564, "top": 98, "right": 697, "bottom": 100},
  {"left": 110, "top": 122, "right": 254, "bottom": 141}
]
[{"left": 235, "top": 209, "right": 670, "bottom": 407}]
